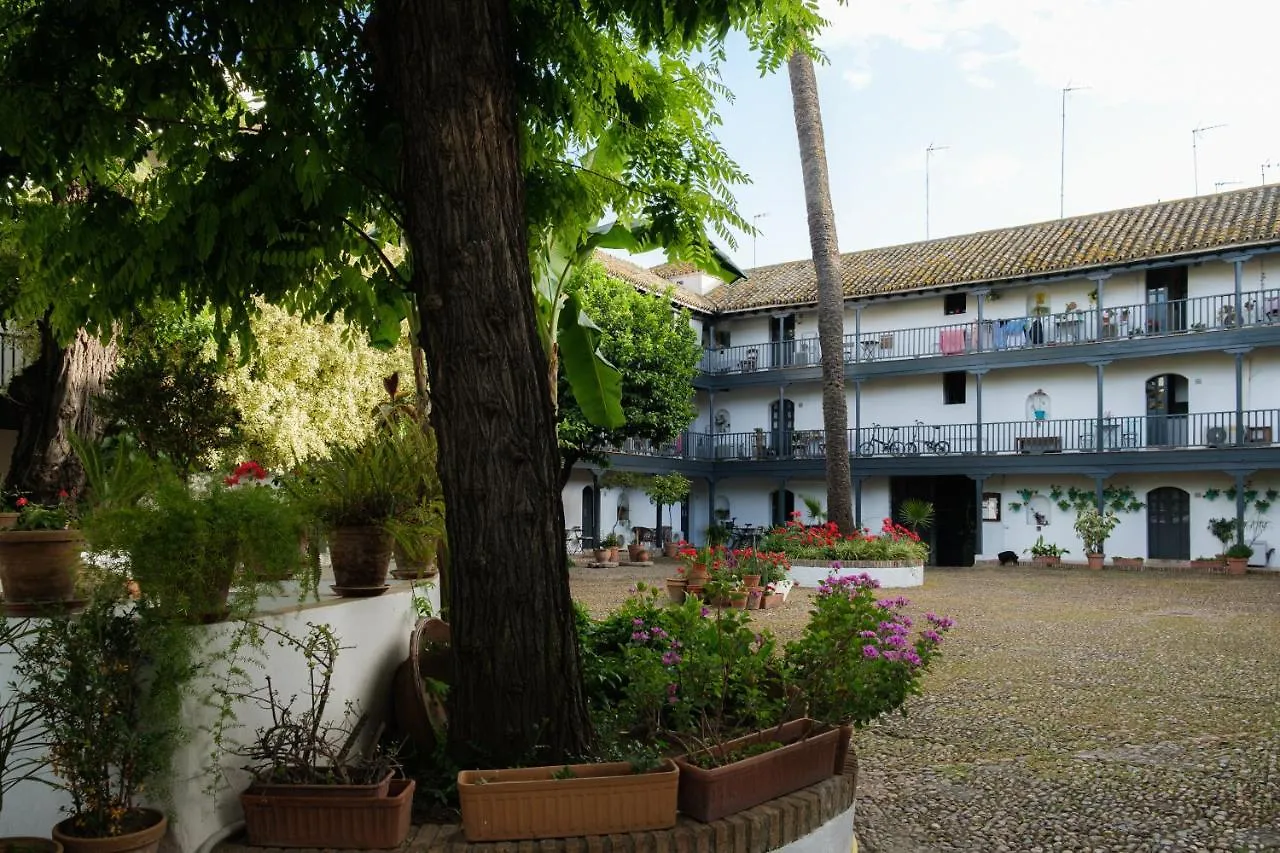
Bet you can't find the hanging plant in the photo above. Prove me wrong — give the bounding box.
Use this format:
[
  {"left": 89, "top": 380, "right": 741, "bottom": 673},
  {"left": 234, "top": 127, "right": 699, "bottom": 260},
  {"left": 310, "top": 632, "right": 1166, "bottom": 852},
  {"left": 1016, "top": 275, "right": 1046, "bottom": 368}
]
[
  {"left": 1017, "top": 488, "right": 1037, "bottom": 503},
  {"left": 1203, "top": 488, "right": 1221, "bottom": 500},
  {"left": 1057, "top": 500, "right": 1071, "bottom": 513},
  {"left": 1048, "top": 486, "right": 1064, "bottom": 501},
  {"left": 1008, "top": 502, "right": 1023, "bottom": 513}
]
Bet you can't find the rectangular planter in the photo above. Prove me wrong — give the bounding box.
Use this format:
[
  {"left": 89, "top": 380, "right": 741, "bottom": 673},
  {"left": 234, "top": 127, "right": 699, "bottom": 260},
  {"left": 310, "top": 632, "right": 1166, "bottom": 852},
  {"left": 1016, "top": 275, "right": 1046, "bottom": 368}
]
[
  {"left": 250, "top": 769, "right": 393, "bottom": 799},
  {"left": 1191, "top": 558, "right": 1224, "bottom": 572},
  {"left": 1111, "top": 558, "right": 1144, "bottom": 570},
  {"left": 240, "top": 778, "right": 415, "bottom": 848},
  {"left": 458, "top": 759, "right": 678, "bottom": 842},
  {"left": 674, "top": 718, "right": 844, "bottom": 823}
]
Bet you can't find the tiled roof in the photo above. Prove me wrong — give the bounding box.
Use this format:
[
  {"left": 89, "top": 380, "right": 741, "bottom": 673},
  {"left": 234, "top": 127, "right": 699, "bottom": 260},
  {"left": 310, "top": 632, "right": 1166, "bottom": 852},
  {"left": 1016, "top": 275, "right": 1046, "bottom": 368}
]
[
  {"left": 710, "top": 185, "right": 1280, "bottom": 314},
  {"left": 648, "top": 260, "right": 700, "bottom": 279},
  {"left": 593, "top": 251, "right": 717, "bottom": 313}
]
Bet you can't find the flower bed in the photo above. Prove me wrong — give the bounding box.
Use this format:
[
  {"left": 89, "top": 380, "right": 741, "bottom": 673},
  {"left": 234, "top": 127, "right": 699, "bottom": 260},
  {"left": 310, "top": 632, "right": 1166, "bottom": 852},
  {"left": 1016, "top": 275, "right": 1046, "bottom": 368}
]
[{"left": 760, "top": 516, "right": 930, "bottom": 565}]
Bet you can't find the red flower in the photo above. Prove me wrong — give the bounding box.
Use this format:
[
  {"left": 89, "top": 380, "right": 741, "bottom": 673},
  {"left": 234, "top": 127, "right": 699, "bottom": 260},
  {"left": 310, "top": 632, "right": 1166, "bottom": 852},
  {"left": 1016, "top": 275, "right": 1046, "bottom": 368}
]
[
  {"left": 15, "top": 497, "right": 27, "bottom": 508},
  {"left": 58, "top": 489, "right": 69, "bottom": 499}
]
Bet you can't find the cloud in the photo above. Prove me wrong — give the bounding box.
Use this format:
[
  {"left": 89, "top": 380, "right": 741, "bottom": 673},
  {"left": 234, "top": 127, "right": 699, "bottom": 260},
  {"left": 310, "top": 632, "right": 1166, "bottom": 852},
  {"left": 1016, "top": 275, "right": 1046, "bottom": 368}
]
[
  {"left": 817, "top": 0, "right": 1280, "bottom": 112},
  {"left": 842, "top": 67, "right": 873, "bottom": 89}
]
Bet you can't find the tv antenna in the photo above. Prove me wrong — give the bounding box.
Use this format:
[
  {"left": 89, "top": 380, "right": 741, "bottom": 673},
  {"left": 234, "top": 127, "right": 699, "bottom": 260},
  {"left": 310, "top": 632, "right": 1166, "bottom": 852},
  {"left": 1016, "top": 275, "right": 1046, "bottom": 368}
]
[
  {"left": 1191, "top": 123, "right": 1226, "bottom": 195},
  {"left": 751, "top": 212, "right": 768, "bottom": 267},
  {"left": 925, "top": 142, "right": 949, "bottom": 239},
  {"left": 1214, "top": 180, "right": 1241, "bottom": 193},
  {"left": 1263, "top": 161, "right": 1275, "bottom": 186},
  {"left": 1059, "top": 84, "right": 1089, "bottom": 218}
]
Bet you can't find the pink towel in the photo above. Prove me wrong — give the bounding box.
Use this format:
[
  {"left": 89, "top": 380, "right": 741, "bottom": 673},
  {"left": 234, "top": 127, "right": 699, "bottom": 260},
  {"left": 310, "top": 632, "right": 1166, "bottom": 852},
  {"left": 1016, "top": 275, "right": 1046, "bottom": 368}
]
[{"left": 940, "top": 329, "right": 966, "bottom": 355}]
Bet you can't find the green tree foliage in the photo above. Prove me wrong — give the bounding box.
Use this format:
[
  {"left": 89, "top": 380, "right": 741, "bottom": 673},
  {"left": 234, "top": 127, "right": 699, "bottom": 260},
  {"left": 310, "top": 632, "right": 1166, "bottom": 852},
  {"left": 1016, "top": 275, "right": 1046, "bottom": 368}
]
[
  {"left": 220, "top": 303, "right": 411, "bottom": 470},
  {"left": 557, "top": 261, "right": 701, "bottom": 472},
  {"left": 102, "top": 307, "right": 239, "bottom": 477}
]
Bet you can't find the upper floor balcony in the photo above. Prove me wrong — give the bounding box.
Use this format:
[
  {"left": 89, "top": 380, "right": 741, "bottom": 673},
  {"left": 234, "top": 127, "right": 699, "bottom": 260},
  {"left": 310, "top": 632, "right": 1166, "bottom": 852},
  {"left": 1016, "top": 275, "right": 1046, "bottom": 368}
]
[
  {"left": 698, "top": 288, "right": 1280, "bottom": 384},
  {"left": 599, "top": 408, "right": 1280, "bottom": 476}
]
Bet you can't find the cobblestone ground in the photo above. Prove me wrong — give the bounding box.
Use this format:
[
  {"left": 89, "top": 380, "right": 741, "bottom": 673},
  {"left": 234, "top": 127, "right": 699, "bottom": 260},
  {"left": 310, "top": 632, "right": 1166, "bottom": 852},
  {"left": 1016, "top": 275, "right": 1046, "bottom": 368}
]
[{"left": 570, "top": 563, "right": 1280, "bottom": 853}]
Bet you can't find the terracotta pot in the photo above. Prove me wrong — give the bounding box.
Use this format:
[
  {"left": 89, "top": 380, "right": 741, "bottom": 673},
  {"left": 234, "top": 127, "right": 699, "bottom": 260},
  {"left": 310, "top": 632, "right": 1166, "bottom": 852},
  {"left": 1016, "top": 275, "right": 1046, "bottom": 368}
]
[
  {"left": 0, "top": 530, "right": 83, "bottom": 609},
  {"left": 0, "top": 512, "right": 19, "bottom": 530},
  {"left": 392, "top": 619, "right": 452, "bottom": 756},
  {"left": 1086, "top": 553, "right": 1104, "bottom": 570},
  {"left": 675, "top": 719, "right": 843, "bottom": 822},
  {"left": 728, "top": 591, "right": 749, "bottom": 610},
  {"left": 1, "top": 839, "right": 63, "bottom": 853},
  {"left": 1226, "top": 557, "right": 1248, "bottom": 575},
  {"left": 687, "top": 563, "right": 710, "bottom": 584},
  {"left": 747, "top": 588, "right": 763, "bottom": 609},
  {"left": 241, "top": 778, "right": 414, "bottom": 848},
  {"left": 593, "top": 548, "right": 609, "bottom": 562},
  {"left": 1191, "top": 558, "right": 1223, "bottom": 572},
  {"left": 390, "top": 541, "right": 437, "bottom": 580},
  {"left": 52, "top": 809, "right": 166, "bottom": 853},
  {"left": 607, "top": 547, "right": 619, "bottom": 562},
  {"left": 685, "top": 583, "right": 704, "bottom": 599},
  {"left": 458, "top": 760, "right": 678, "bottom": 842},
  {"left": 634, "top": 548, "right": 651, "bottom": 562},
  {"left": 663, "top": 543, "right": 679, "bottom": 558},
  {"left": 1112, "top": 557, "right": 1145, "bottom": 570},
  {"left": 741, "top": 574, "right": 761, "bottom": 588},
  {"left": 328, "top": 526, "right": 392, "bottom": 591},
  {"left": 665, "top": 578, "right": 687, "bottom": 604},
  {"left": 1031, "top": 555, "right": 1061, "bottom": 567}
]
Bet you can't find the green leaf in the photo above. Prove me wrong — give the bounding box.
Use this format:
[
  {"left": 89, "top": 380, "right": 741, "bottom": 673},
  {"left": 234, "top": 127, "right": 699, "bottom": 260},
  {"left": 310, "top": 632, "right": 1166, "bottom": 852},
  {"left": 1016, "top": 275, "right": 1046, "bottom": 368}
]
[{"left": 557, "top": 291, "right": 623, "bottom": 429}]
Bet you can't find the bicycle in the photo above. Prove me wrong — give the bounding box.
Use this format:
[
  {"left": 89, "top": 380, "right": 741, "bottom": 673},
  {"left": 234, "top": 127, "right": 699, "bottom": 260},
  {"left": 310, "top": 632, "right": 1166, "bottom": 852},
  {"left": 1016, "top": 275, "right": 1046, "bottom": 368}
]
[
  {"left": 565, "top": 526, "right": 593, "bottom": 555},
  {"left": 912, "top": 420, "right": 951, "bottom": 455},
  {"left": 857, "top": 424, "right": 916, "bottom": 456}
]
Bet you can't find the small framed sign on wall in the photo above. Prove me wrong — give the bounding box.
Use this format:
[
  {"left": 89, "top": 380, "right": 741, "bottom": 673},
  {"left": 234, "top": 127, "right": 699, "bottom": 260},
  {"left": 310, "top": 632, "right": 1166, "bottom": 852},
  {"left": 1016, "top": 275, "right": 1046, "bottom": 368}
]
[{"left": 982, "top": 492, "right": 1002, "bottom": 522}]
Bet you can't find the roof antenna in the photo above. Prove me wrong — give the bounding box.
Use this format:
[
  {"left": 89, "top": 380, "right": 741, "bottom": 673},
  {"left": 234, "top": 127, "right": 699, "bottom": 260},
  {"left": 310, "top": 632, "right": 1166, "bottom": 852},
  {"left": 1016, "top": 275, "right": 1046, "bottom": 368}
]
[
  {"left": 925, "top": 142, "right": 949, "bottom": 239},
  {"left": 752, "top": 212, "right": 768, "bottom": 267}
]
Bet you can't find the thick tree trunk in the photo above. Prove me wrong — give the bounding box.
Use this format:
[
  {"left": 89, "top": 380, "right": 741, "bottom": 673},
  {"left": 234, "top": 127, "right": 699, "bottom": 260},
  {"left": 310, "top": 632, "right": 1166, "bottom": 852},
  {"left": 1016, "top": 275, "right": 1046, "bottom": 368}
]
[
  {"left": 788, "top": 52, "right": 855, "bottom": 533},
  {"left": 373, "top": 0, "right": 591, "bottom": 765},
  {"left": 4, "top": 320, "right": 117, "bottom": 502}
]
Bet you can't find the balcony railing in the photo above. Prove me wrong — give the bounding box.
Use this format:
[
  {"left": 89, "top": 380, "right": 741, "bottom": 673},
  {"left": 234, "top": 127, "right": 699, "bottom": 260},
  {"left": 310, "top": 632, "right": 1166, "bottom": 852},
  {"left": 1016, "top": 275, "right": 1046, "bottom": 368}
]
[
  {"left": 0, "top": 327, "right": 26, "bottom": 389},
  {"left": 601, "top": 409, "right": 1280, "bottom": 463},
  {"left": 699, "top": 289, "right": 1280, "bottom": 374}
]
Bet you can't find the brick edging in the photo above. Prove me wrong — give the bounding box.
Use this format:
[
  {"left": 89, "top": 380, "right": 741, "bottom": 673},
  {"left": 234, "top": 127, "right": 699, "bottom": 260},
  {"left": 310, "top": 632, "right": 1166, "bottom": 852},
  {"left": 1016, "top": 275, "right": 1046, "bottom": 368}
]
[{"left": 218, "top": 769, "right": 857, "bottom": 853}]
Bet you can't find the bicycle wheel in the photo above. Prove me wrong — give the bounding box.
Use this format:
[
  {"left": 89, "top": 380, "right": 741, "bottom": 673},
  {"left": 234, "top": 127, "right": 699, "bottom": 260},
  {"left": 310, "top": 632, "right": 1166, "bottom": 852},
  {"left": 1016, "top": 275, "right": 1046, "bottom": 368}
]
[
  {"left": 857, "top": 441, "right": 879, "bottom": 456},
  {"left": 932, "top": 440, "right": 950, "bottom": 455},
  {"left": 893, "top": 441, "right": 919, "bottom": 456}
]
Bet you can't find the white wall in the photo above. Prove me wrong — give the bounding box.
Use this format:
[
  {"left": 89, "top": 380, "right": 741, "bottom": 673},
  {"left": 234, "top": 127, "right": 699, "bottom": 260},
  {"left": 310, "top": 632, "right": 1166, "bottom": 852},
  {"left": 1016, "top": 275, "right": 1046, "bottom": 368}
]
[{"left": 0, "top": 583, "right": 435, "bottom": 850}]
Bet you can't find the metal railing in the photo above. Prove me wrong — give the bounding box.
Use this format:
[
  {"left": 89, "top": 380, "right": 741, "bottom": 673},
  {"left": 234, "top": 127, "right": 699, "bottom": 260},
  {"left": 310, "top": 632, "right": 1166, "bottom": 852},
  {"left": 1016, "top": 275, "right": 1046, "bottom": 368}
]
[
  {"left": 0, "top": 327, "right": 27, "bottom": 389},
  {"left": 600, "top": 409, "right": 1280, "bottom": 463},
  {"left": 698, "top": 288, "right": 1280, "bottom": 372}
]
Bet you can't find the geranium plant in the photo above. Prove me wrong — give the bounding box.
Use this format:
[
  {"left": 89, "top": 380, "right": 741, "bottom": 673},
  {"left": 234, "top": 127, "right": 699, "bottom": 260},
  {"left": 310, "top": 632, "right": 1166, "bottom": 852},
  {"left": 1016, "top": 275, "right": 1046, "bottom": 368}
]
[
  {"left": 10, "top": 491, "right": 76, "bottom": 531},
  {"left": 760, "top": 515, "right": 929, "bottom": 563}
]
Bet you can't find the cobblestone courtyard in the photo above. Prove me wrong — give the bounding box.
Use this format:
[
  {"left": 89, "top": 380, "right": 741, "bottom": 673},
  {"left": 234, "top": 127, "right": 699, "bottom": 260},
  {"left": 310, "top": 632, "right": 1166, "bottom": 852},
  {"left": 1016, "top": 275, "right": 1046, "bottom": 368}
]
[{"left": 570, "top": 564, "right": 1280, "bottom": 852}]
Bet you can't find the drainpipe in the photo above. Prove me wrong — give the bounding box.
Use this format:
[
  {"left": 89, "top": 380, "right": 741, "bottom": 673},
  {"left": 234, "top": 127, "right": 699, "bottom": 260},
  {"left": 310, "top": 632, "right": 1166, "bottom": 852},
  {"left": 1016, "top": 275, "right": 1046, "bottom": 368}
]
[
  {"left": 1091, "top": 361, "right": 1108, "bottom": 453},
  {"left": 972, "top": 369, "right": 987, "bottom": 456},
  {"left": 1234, "top": 349, "right": 1247, "bottom": 447},
  {"left": 1235, "top": 471, "right": 1247, "bottom": 547}
]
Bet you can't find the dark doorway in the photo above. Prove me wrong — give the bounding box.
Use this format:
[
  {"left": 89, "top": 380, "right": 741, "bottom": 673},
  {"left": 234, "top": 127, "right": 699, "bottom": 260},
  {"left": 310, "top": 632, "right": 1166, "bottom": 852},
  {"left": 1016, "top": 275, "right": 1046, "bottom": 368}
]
[
  {"left": 1145, "top": 266, "right": 1188, "bottom": 333},
  {"left": 581, "top": 485, "right": 596, "bottom": 543},
  {"left": 770, "top": 399, "right": 795, "bottom": 458},
  {"left": 679, "top": 499, "right": 689, "bottom": 543},
  {"left": 1147, "top": 487, "right": 1190, "bottom": 559},
  {"left": 769, "top": 489, "right": 796, "bottom": 528},
  {"left": 1145, "top": 373, "right": 1189, "bottom": 447},
  {"left": 769, "top": 314, "right": 797, "bottom": 368},
  {"left": 890, "top": 475, "right": 976, "bottom": 566}
]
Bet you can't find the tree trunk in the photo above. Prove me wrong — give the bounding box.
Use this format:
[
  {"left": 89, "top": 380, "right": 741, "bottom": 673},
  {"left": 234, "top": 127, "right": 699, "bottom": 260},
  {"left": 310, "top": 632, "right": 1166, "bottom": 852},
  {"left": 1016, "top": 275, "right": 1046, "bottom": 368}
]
[
  {"left": 788, "top": 51, "right": 855, "bottom": 533},
  {"left": 4, "top": 320, "right": 117, "bottom": 502},
  {"left": 372, "top": 0, "right": 591, "bottom": 765}
]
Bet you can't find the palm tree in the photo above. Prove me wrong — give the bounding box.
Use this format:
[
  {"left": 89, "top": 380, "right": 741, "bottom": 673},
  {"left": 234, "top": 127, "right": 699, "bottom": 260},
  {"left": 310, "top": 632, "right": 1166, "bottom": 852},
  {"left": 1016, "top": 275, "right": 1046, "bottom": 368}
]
[{"left": 788, "top": 50, "right": 854, "bottom": 532}]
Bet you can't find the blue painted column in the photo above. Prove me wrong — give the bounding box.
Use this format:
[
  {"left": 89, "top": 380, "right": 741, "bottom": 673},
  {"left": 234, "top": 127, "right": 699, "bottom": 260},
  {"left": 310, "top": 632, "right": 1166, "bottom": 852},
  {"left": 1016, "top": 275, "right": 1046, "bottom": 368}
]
[{"left": 971, "top": 369, "right": 987, "bottom": 455}]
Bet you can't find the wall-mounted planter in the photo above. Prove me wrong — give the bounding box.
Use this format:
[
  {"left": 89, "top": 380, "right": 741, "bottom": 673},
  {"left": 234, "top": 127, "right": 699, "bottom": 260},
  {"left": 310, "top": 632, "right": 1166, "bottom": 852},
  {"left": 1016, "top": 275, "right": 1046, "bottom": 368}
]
[
  {"left": 458, "top": 759, "right": 678, "bottom": 842},
  {"left": 240, "top": 778, "right": 415, "bottom": 848},
  {"left": 674, "top": 718, "right": 846, "bottom": 823}
]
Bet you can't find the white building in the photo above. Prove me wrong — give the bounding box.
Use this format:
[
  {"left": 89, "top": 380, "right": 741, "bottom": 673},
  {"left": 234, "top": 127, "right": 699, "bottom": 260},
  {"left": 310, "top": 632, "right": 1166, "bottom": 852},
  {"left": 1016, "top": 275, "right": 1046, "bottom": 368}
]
[{"left": 564, "top": 185, "right": 1280, "bottom": 567}]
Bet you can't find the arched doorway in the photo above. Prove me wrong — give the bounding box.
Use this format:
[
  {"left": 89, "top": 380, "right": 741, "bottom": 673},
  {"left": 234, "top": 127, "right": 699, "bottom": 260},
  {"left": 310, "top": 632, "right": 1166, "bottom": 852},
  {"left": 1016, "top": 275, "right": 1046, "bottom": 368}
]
[
  {"left": 770, "top": 399, "right": 794, "bottom": 457},
  {"left": 1147, "top": 487, "right": 1190, "bottom": 559},
  {"left": 769, "top": 489, "right": 796, "bottom": 528},
  {"left": 581, "top": 485, "right": 596, "bottom": 543},
  {"left": 1145, "top": 373, "right": 1189, "bottom": 447}
]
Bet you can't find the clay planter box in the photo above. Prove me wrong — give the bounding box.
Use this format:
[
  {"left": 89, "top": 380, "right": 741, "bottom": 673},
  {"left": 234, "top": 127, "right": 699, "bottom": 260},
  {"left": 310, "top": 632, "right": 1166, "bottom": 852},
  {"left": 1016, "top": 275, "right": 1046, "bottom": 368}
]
[
  {"left": 1111, "top": 557, "right": 1145, "bottom": 570},
  {"left": 1226, "top": 557, "right": 1248, "bottom": 575},
  {"left": 240, "top": 778, "right": 415, "bottom": 848},
  {"left": 759, "top": 592, "right": 785, "bottom": 609},
  {"left": 674, "top": 718, "right": 845, "bottom": 823},
  {"left": 1031, "top": 555, "right": 1062, "bottom": 567},
  {"left": 250, "top": 769, "right": 394, "bottom": 799},
  {"left": 1191, "top": 558, "right": 1224, "bottom": 572},
  {"left": 457, "top": 759, "right": 678, "bottom": 842}
]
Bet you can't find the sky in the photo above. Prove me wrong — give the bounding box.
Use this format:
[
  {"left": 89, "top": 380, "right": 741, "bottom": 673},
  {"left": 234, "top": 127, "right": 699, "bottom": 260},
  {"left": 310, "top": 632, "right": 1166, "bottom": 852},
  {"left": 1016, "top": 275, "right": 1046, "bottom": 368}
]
[{"left": 652, "top": 0, "right": 1280, "bottom": 271}]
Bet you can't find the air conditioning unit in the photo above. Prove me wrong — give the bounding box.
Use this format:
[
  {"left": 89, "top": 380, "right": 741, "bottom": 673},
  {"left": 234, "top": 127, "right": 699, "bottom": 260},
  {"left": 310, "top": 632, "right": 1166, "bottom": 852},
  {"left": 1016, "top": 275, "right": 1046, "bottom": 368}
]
[{"left": 1204, "top": 426, "right": 1229, "bottom": 447}]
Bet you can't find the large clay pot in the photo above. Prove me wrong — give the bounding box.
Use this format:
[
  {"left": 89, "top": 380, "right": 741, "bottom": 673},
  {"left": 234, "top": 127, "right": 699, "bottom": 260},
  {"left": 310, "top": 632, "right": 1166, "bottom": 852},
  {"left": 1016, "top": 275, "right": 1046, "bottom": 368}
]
[
  {"left": 391, "top": 540, "right": 438, "bottom": 580},
  {"left": 1, "top": 840, "right": 63, "bottom": 853},
  {"left": 1086, "top": 553, "right": 1104, "bottom": 571},
  {"left": 328, "top": 526, "right": 393, "bottom": 592},
  {"left": 0, "top": 512, "right": 19, "bottom": 530},
  {"left": 52, "top": 810, "right": 166, "bottom": 853},
  {"left": 0, "top": 530, "right": 83, "bottom": 610}
]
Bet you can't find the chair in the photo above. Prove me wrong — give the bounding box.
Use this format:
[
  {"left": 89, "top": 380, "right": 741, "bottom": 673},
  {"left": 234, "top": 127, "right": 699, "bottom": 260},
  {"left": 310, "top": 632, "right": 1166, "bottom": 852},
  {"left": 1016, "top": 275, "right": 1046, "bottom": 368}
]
[{"left": 631, "top": 526, "right": 654, "bottom": 547}]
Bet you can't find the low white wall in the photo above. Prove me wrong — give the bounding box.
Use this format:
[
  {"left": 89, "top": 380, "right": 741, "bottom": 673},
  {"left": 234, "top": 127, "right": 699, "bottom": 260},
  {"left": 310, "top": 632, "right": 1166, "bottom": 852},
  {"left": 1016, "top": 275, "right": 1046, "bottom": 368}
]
[
  {"left": 0, "top": 580, "right": 437, "bottom": 850},
  {"left": 789, "top": 562, "right": 925, "bottom": 589},
  {"left": 778, "top": 802, "right": 856, "bottom": 852}
]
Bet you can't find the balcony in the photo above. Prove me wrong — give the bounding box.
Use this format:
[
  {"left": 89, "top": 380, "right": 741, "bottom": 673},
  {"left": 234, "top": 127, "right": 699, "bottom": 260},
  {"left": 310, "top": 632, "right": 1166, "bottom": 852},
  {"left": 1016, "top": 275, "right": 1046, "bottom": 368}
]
[
  {"left": 699, "top": 289, "right": 1280, "bottom": 379},
  {"left": 0, "top": 327, "right": 26, "bottom": 390},
  {"left": 599, "top": 409, "right": 1280, "bottom": 473}
]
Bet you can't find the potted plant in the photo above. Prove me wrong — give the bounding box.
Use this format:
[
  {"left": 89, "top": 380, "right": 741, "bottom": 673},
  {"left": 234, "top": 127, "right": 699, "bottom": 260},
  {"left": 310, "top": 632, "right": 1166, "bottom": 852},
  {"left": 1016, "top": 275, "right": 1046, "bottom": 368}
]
[
  {"left": 1191, "top": 555, "right": 1224, "bottom": 571},
  {"left": 1073, "top": 507, "right": 1120, "bottom": 570},
  {"left": 1208, "top": 517, "right": 1240, "bottom": 562},
  {"left": 0, "top": 492, "right": 82, "bottom": 613},
  {"left": 1025, "top": 535, "right": 1069, "bottom": 566},
  {"left": 644, "top": 473, "right": 691, "bottom": 553},
  {"left": 0, "top": 618, "right": 60, "bottom": 853},
  {"left": 236, "top": 623, "right": 414, "bottom": 848},
  {"left": 14, "top": 585, "right": 187, "bottom": 853},
  {"left": 287, "top": 431, "right": 421, "bottom": 596},
  {"left": 1111, "top": 555, "right": 1145, "bottom": 570},
  {"left": 600, "top": 532, "right": 621, "bottom": 563},
  {"left": 1225, "top": 543, "right": 1252, "bottom": 575},
  {"left": 389, "top": 499, "right": 445, "bottom": 580}
]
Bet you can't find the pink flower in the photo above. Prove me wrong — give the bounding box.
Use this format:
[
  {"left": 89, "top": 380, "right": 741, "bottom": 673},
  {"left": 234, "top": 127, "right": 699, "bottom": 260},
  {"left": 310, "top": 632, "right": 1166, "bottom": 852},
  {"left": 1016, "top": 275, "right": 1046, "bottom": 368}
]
[{"left": 15, "top": 497, "right": 27, "bottom": 508}]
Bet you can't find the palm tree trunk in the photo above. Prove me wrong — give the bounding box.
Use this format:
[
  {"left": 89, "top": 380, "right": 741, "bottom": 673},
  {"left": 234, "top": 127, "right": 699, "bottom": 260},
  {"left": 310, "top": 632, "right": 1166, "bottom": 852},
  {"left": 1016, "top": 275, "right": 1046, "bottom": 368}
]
[{"left": 788, "top": 51, "right": 854, "bottom": 533}]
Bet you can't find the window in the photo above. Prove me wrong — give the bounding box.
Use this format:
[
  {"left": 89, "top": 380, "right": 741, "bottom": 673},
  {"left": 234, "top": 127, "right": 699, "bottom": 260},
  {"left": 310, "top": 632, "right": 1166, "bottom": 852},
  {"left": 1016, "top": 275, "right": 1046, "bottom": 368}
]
[
  {"left": 944, "top": 292, "right": 967, "bottom": 316},
  {"left": 982, "top": 493, "right": 1001, "bottom": 522},
  {"left": 943, "top": 371, "right": 966, "bottom": 405},
  {"left": 714, "top": 329, "right": 731, "bottom": 349}
]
